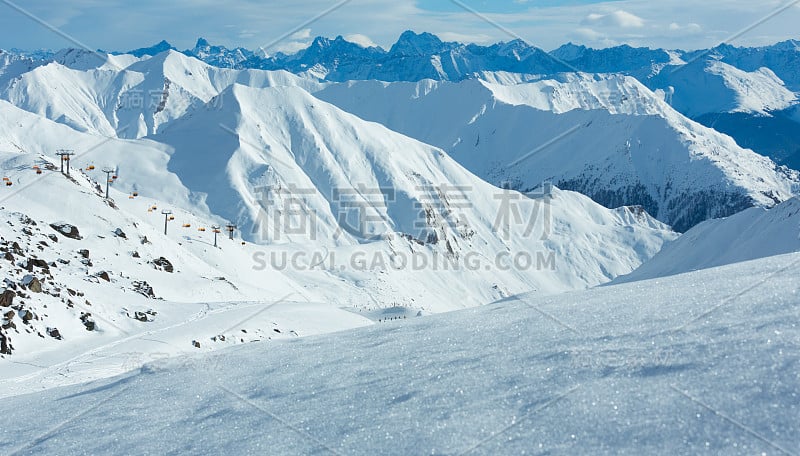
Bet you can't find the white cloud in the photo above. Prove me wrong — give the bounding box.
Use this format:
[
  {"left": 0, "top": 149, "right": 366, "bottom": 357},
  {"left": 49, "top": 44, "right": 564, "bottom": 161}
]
[
  {"left": 343, "top": 34, "right": 378, "bottom": 48},
  {"left": 668, "top": 22, "right": 703, "bottom": 34},
  {"left": 574, "top": 28, "right": 603, "bottom": 41},
  {"left": 272, "top": 40, "right": 312, "bottom": 54},
  {"left": 437, "top": 32, "right": 493, "bottom": 44},
  {"left": 290, "top": 28, "right": 312, "bottom": 40},
  {"left": 583, "top": 10, "right": 646, "bottom": 29}
]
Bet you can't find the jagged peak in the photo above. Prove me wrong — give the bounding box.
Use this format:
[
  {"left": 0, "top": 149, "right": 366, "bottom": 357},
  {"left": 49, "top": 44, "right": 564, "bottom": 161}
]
[
  {"left": 125, "top": 40, "right": 176, "bottom": 57},
  {"left": 389, "top": 30, "right": 451, "bottom": 56}
]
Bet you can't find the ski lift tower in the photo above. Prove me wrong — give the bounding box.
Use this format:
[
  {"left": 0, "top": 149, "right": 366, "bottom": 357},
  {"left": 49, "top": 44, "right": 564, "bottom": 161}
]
[
  {"left": 56, "top": 150, "right": 75, "bottom": 175},
  {"left": 102, "top": 167, "right": 115, "bottom": 199},
  {"left": 211, "top": 225, "right": 221, "bottom": 247},
  {"left": 161, "top": 210, "right": 173, "bottom": 235}
]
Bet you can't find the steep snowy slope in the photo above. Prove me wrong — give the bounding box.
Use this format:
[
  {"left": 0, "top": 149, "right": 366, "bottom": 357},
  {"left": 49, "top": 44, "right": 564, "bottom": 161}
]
[
  {"left": 697, "top": 40, "right": 800, "bottom": 92},
  {"left": 0, "top": 50, "right": 326, "bottom": 139},
  {"left": 1, "top": 252, "right": 797, "bottom": 454},
  {"left": 317, "top": 75, "right": 799, "bottom": 231},
  {"left": 155, "top": 83, "right": 677, "bottom": 301},
  {"left": 644, "top": 59, "right": 797, "bottom": 118},
  {"left": 0, "top": 50, "right": 46, "bottom": 89},
  {"left": 549, "top": 42, "right": 800, "bottom": 168},
  {"left": 615, "top": 197, "right": 800, "bottom": 283}
]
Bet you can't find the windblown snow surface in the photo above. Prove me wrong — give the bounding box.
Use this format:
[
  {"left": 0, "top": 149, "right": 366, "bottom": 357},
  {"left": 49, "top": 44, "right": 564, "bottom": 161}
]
[{"left": 1, "top": 252, "right": 798, "bottom": 455}]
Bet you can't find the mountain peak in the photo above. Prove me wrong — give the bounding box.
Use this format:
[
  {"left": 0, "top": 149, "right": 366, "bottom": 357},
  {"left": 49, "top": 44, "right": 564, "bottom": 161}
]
[
  {"left": 390, "top": 30, "right": 451, "bottom": 56},
  {"left": 126, "top": 40, "right": 175, "bottom": 57},
  {"left": 550, "top": 42, "right": 588, "bottom": 61},
  {"left": 195, "top": 37, "right": 210, "bottom": 48}
]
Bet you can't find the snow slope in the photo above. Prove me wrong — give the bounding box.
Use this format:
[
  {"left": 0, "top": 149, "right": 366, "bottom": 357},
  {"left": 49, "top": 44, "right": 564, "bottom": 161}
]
[
  {"left": 1, "top": 252, "right": 797, "bottom": 454},
  {"left": 615, "top": 197, "right": 800, "bottom": 283},
  {"left": 317, "top": 75, "right": 799, "bottom": 231}
]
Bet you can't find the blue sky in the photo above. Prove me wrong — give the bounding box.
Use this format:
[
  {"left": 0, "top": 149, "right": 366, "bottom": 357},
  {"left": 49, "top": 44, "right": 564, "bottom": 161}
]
[{"left": 0, "top": 0, "right": 798, "bottom": 53}]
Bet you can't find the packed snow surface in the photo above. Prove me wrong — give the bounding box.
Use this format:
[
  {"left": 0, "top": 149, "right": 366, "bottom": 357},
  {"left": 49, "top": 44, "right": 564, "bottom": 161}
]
[{"left": 1, "top": 252, "right": 798, "bottom": 455}]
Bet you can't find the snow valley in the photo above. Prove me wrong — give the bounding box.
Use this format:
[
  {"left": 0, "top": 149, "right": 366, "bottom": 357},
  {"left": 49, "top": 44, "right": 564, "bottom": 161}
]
[{"left": 0, "top": 31, "right": 799, "bottom": 455}]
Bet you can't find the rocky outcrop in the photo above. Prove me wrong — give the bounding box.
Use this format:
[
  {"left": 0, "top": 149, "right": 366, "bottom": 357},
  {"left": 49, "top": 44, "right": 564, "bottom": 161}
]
[
  {"left": 152, "top": 257, "right": 173, "bottom": 273},
  {"left": 49, "top": 222, "right": 81, "bottom": 240}
]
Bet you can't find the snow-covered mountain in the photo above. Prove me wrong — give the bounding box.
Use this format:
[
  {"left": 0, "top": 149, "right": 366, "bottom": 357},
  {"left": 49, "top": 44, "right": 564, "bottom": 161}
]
[
  {"left": 224, "top": 31, "right": 572, "bottom": 82},
  {"left": 317, "top": 75, "right": 799, "bottom": 231},
  {"left": 188, "top": 38, "right": 254, "bottom": 69},
  {"left": 7, "top": 33, "right": 800, "bottom": 169},
  {"left": 550, "top": 41, "right": 800, "bottom": 168},
  {"left": 0, "top": 50, "right": 325, "bottom": 139},
  {"left": 2, "top": 47, "right": 797, "bottom": 232}
]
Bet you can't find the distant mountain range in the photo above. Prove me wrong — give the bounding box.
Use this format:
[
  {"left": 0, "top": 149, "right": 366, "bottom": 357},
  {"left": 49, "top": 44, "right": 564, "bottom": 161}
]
[{"left": 4, "top": 31, "right": 799, "bottom": 170}]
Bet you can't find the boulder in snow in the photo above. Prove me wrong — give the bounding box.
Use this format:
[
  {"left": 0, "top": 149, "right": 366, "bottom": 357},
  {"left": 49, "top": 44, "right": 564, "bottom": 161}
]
[
  {"left": 0, "top": 289, "right": 14, "bottom": 307},
  {"left": 49, "top": 222, "right": 82, "bottom": 240}
]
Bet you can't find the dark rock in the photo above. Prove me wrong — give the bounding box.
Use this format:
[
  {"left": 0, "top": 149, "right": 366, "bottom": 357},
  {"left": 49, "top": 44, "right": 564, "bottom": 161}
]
[
  {"left": 0, "top": 289, "right": 14, "bottom": 307},
  {"left": 132, "top": 251, "right": 140, "bottom": 258},
  {"left": 78, "top": 249, "right": 90, "bottom": 259},
  {"left": 0, "top": 330, "right": 11, "bottom": 354},
  {"left": 20, "top": 309, "right": 34, "bottom": 322},
  {"left": 113, "top": 228, "right": 127, "bottom": 239},
  {"left": 11, "top": 242, "right": 22, "bottom": 255},
  {"left": 47, "top": 234, "right": 58, "bottom": 243},
  {"left": 22, "top": 227, "right": 33, "bottom": 236},
  {"left": 132, "top": 281, "right": 155, "bottom": 298},
  {"left": 24, "top": 258, "right": 49, "bottom": 271},
  {"left": 152, "top": 257, "right": 173, "bottom": 273},
  {"left": 46, "top": 327, "right": 62, "bottom": 340},
  {"left": 192, "top": 340, "right": 201, "bottom": 348},
  {"left": 3, "top": 251, "right": 13, "bottom": 262},
  {"left": 140, "top": 236, "right": 151, "bottom": 245},
  {"left": 49, "top": 222, "right": 81, "bottom": 240},
  {"left": 80, "top": 313, "right": 96, "bottom": 331},
  {"left": 97, "top": 271, "right": 110, "bottom": 282},
  {"left": 26, "top": 277, "right": 43, "bottom": 293}
]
